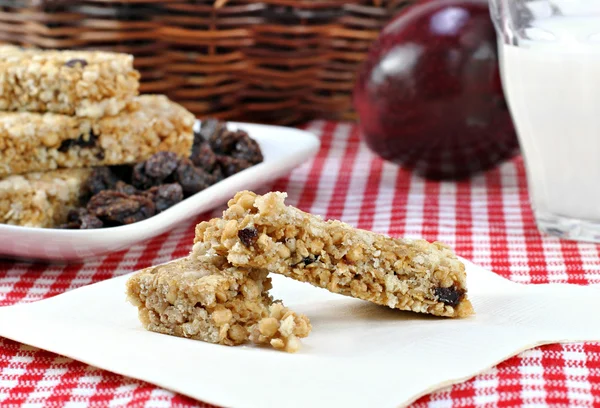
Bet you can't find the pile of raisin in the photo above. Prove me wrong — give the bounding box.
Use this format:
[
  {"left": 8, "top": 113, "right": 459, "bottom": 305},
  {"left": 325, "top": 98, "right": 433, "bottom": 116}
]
[
  {"left": 60, "top": 119, "right": 263, "bottom": 229},
  {"left": 199, "top": 119, "right": 264, "bottom": 177}
]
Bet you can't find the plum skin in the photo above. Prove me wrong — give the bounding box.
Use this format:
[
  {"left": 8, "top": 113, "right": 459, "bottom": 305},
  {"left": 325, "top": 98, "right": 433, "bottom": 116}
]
[{"left": 353, "top": 0, "right": 518, "bottom": 180}]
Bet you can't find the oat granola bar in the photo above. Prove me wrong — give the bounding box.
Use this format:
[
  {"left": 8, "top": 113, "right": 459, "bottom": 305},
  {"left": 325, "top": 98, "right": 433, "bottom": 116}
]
[
  {"left": 0, "top": 168, "right": 91, "bottom": 228},
  {"left": 193, "top": 191, "right": 475, "bottom": 318},
  {"left": 126, "top": 256, "right": 311, "bottom": 353},
  {"left": 0, "top": 45, "right": 139, "bottom": 117},
  {"left": 0, "top": 95, "right": 195, "bottom": 178}
]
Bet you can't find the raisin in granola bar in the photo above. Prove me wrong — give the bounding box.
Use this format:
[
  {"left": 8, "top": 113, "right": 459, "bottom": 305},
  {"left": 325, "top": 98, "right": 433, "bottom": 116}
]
[
  {"left": 0, "top": 95, "right": 194, "bottom": 178},
  {"left": 0, "top": 168, "right": 92, "bottom": 228},
  {"left": 126, "top": 256, "right": 311, "bottom": 353},
  {"left": 192, "top": 191, "right": 474, "bottom": 318},
  {"left": 0, "top": 45, "right": 139, "bottom": 118}
]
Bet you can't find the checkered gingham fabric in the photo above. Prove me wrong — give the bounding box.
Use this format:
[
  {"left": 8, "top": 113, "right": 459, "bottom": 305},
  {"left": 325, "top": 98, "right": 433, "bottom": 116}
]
[{"left": 1, "top": 121, "right": 599, "bottom": 408}]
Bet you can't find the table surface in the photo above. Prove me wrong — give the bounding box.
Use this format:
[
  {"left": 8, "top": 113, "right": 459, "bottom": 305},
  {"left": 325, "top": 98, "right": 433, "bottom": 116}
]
[{"left": 1, "top": 121, "right": 599, "bottom": 408}]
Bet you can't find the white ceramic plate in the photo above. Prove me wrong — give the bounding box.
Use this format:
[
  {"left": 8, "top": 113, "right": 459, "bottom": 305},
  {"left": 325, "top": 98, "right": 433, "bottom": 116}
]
[{"left": 0, "top": 122, "right": 320, "bottom": 263}]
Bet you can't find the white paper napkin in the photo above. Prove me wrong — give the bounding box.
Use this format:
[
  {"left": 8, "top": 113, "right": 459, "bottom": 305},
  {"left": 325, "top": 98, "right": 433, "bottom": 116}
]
[{"left": 0, "top": 258, "right": 598, "bottom": 408}]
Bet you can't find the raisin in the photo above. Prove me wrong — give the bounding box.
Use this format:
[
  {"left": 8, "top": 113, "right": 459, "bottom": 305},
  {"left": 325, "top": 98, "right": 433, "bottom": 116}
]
[
  {"left": 174, "top": 158, "right": 213, "bottom": 196},
  {"left": 131, "top": 152, "right": 180, "bottom": 190},
  {"left": 302, "top": 255, "right": 319, "bottom": 265},
  {"left": 144, "top": 183, "right": 183, "bottom": 212},
  {"left": 144, "top": 151, "right": 179, "bottom": 179},
  {"left": 293, "top": 254, "right": 319, "bottom": 267},
  {"left": 86, "top": 167, "right": 119, "bottom": 196},
  {"left": 198, "top": 120, "right": 263, "bottom": 174},
  {"left": 65, "top": 58, "right": 88, "bottom": 68},
  {"left": 238, "top": 227, "right": 258, "bottom": 247},
  {"left": 190, "top": 140, "right": 218, "bottom": 172},
  {"left": 66, "top": 208, "right": 84, "bottom": 223},
  {"left": 59, "top": 221, "right": 78, "bottom": 229},
  {"left": 114, "top": 181, "right": 139, "bottom": 195},
  {"left": 59, "top": 208, "right": 103, "bottom": 229},
  {"left": 231, "top": 135, "right": 263, "bottom": 164},
  {"left": 131, "top": 162, "right": 156, "bottom": 190},
  {"left": 211, "top": 165, "right": 225, "bottom": 183},
  {"left": 196, "top": 118, "right": 220, "bottom": 142},
  {"left": 58, "top": 130, "right": 98, "bottom": 152},
  {"left": 434, "top": 286, "right": 464, "bottom": 307},
  {"left": 80, "top": 213, "right": 103, "bottom": 229},
  {"left": 87, "top": 190, "right": 156, "bottom": 225},
  {"left": 217, "top": 155, "right": 253, "bottom": 177},
  {"left": 110, "top": 165, "right": 133, "bottom": 183},
  {"left": 208, "top": 125, "right": 240, "bottom": 154},
  {"left": 58, "top": 140, "right": 74, "bottom": 152},
  {"left": 191, "top": 120, "right": 220, "bottom": 171}
]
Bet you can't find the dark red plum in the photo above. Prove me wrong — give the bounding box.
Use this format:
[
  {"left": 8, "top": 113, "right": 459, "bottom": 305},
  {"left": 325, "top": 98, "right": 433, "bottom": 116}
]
[{"left": 353, "top": 0, "right": 518, "bottom": 179}]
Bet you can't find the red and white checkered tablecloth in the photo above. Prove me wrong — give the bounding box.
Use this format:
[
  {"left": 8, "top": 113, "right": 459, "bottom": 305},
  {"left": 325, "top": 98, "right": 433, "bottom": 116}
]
[{"left": 1, "top": 120, "right": 599, "bottom": 407}]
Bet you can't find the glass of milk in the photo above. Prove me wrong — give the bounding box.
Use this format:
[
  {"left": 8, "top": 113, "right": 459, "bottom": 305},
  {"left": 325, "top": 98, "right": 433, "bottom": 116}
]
[{"left": 489, "top": 0, "right": 600, "bottom": 242}]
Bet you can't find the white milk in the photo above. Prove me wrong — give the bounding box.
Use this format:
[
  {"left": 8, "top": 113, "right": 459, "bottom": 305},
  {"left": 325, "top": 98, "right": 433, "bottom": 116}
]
[{"left": 500, "top": 16, "right": 600, "bottom": 221}]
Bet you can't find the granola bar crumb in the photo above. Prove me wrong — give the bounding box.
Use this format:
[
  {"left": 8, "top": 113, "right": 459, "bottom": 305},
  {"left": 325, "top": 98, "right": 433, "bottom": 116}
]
[{"left": 250, "top": 302, "right": 312, "bottom": 353}]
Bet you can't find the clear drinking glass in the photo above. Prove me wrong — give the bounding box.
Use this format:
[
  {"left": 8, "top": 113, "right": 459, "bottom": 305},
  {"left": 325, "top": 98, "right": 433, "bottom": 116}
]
[{"left": 489, "top": 0, "right": 600, "bottom": 242}]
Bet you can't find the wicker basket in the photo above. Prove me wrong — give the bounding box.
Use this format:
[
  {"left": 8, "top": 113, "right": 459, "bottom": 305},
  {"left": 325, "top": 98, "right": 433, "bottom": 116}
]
[{"left": 1, "top": 0, "right": 411, "bottom": 125}]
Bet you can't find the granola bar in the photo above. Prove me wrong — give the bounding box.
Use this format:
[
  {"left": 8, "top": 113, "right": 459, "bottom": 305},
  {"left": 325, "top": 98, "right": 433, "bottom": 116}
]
[
  {"left": 126, "top": 256, "right": 311, "bottom": 353},
  {"left": 0, "top": 168, "right": 91, "bottom": 228},
  {"left": 192, "top": 191, "right": 475, "bottom": 318},
  {"left": 0, "top": 95, "right": 195, "bottom": 178},
  {"left": 0, "top": 45, "right": 139, "bottom": 118}
]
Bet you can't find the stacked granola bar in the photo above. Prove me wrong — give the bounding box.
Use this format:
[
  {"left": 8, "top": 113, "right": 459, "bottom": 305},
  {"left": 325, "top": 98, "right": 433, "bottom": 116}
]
[{"left": 0, "top": 46, "right": 195, "bottom": 228}]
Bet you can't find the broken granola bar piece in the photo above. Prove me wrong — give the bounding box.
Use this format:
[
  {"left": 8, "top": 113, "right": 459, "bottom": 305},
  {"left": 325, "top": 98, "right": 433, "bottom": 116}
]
[
  {"left": 192, "top": 191, "right": 474, "bottom": 318},
  {"left": 126, "top": 256, "right": 311, "bottom": 352}
]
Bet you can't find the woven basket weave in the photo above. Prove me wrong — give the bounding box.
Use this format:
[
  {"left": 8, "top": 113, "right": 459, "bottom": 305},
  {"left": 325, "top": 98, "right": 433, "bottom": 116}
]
[{"left": 1, "top": 0, "right": 411, "bottom": 125}]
